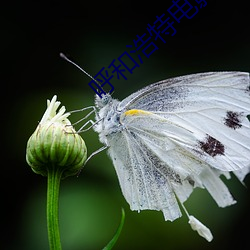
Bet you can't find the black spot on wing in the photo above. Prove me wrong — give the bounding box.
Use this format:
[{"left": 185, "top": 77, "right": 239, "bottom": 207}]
[
  {"left": 246, "top": 84, "right": 250, "bottom": 94},
  {"left": 224, "top": 111, "right": 243, "bottom": 130},
  {"left": 199, "top": 135, "right": 225, "bottom": 157},
  {"left": 186, "top": 177, "right": 195, "bottom": 186}
]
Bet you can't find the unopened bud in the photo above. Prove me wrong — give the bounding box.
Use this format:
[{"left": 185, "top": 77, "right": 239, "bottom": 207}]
[{"left": 26, "top": 95, "right": 87, "bottom": 178}]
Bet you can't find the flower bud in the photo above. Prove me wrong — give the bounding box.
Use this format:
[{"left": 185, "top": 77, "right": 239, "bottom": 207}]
[{"left": 26, "top": 95, "right": 87, "bottom": 178}]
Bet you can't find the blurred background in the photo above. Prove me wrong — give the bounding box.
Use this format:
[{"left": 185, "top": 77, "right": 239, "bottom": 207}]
[{"left": 2, "top": 1, "right": 250, "bottom": 249}]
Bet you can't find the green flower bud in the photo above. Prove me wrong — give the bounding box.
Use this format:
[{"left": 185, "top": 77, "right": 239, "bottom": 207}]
[{"left": 26, "top": 95, "right": 87, "bottom": 178}]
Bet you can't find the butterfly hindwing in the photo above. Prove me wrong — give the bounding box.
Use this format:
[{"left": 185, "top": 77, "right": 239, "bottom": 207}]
[
  {"left": 120, "top": 111, "right": 236, "bottom": 208},
  {"left": 107, "top": 126, "right": 182, "bottom": 221}
]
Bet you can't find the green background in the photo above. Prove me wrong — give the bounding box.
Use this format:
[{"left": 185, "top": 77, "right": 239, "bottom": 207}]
[{"left": 2, "top": 1, "right": 250, "bottom": 249}]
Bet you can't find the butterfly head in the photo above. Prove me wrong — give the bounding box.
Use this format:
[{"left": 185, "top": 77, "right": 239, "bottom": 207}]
[{"left": 95, "top": 93, "right": 113, "bottom": 109}]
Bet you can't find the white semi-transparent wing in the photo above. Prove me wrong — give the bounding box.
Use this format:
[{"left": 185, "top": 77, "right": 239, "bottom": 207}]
[
  {"left": 118, "top": 72, "right": 250, "bottom": 176},
  {"left": 107, "top": 129, "right": 182, "bottom": 221},
  {"left": 107, "top": 112, "right": 237, "bottom": 222},
  {"left": 118, "top": 72, "right": 249, "bottom": 112},
  {"left": 119, "top": 111, "right": 236, "bottom": 210}
]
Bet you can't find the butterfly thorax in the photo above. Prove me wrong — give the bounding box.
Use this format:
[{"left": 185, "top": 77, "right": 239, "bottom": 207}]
[{"left": 94, "top": 97, "right": 123, "bottom": 145}]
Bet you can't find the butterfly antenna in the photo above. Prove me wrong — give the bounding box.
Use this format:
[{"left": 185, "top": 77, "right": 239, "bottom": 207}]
[{"left": 60, "top": 53, "right": 100, "bottom": 85}]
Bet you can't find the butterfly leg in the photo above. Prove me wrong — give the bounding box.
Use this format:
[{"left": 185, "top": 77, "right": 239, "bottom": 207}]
[
  {"left": 76, "top": 120, "right": 95, "bottom": 132},
  {"left": 70, "top": 106, "right": 96, "bottom": 125},
  {"left": 85, "top": 145, "right": 108, "bottom": 165},
  {"left": 68, "top": 106, "right": 100, "bottom": 132},
  {"left": 77, "top": 145, "right": 108, "bottom": 176}
]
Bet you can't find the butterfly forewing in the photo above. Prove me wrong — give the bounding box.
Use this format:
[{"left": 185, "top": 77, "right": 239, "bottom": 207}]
[
  {"left": 119, "top": 72, "right": 249, "bottom": 111},
  {"left": 118, "top": 72, "right": 250, "bottom": 173}
]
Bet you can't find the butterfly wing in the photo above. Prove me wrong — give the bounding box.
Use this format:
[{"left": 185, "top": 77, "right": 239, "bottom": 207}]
[
  {"left": 105, "top": 72, "right": 250, "bottom": 221},
  {"left": 100, "top": 72, "right": 249, "bottom": 222},
  {"left": 118, "top": 72, "right": 249, "bottom": 112},
  {"left": 107, "top": 126, "right": 182, "bottom": 221},
  {"left": 118, "top": 72, "right": 250, "bottom": 174},
  {"left": 111, "top": 111, "right": 236, "bottom": 219}
]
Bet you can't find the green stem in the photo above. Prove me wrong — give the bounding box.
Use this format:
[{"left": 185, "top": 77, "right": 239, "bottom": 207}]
[{"left": 47, "top": 165, "right": 63, "bottom": 250}]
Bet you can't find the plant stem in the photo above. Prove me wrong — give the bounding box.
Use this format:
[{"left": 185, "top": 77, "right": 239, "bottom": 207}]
[{"left": 47, "top": 165, "right": 63, "bottom": 250}]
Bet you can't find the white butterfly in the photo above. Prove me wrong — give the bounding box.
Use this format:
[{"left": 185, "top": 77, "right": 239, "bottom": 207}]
[{"left": 87, "top": 72, "right": 250, "bottom": 241}]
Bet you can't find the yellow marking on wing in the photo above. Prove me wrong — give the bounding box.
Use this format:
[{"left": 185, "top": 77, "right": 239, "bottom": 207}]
[{"left": 124, "top": 109, "right": 152, "bottom": 116}]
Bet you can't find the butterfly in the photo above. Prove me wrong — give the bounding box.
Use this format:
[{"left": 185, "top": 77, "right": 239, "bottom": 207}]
[{"left": 85, "top": 71, "right": 250, "bottom": 241}]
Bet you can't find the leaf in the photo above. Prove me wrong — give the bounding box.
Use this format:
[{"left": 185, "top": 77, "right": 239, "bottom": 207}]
[{"left": 102, "top": 208, "right": 125, "bottom": 250}]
